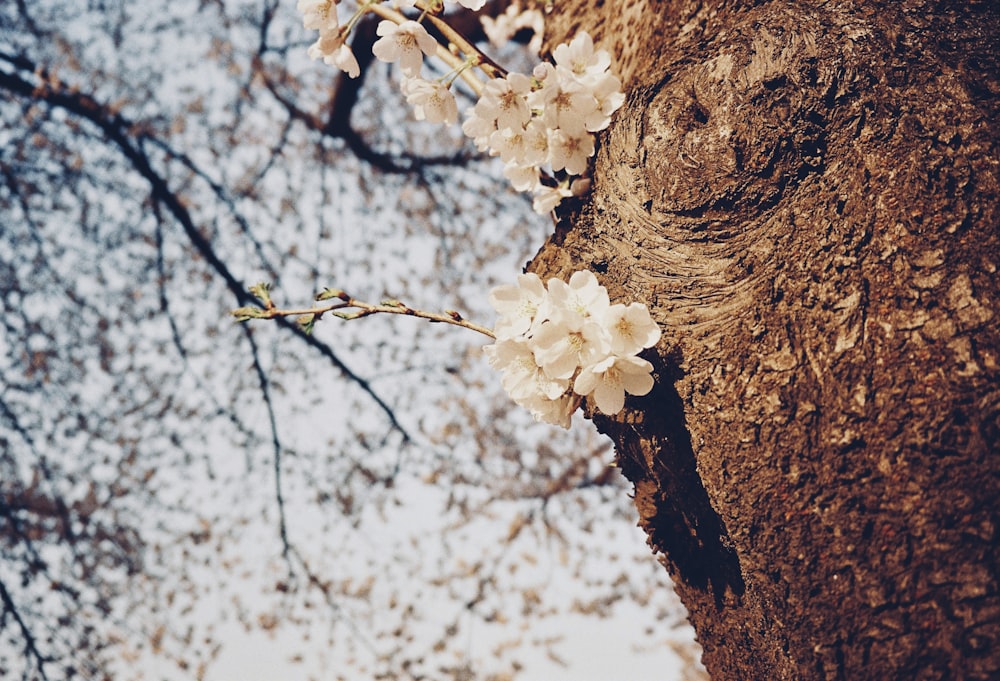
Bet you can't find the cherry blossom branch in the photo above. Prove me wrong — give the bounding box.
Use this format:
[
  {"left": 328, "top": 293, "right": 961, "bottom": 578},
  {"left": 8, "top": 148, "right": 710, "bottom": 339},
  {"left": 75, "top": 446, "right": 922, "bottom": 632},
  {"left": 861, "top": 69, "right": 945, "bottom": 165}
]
[
  {"left": 302, "top": 1, "right": 624, "bottom": 213},
  {"left": 415, "top": 4, "right": 507, "bottom": 79},
  {"left": 366, "top": 1, "right": 506, "bottom": 90},
  {"left": 232, "top": 283, "right": 496, "bottom": 339}
]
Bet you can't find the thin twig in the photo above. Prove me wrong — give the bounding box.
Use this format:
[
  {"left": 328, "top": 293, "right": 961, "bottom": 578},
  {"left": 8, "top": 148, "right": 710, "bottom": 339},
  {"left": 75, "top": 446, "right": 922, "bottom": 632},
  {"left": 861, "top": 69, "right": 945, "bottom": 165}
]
[
  {"left": 0, "top": 57, "right": 413, "bottom": 442},
  {"left": 0, "top": 578, "right": 52, "bottom": 681},
  {"left": 235, "top": 288, "right": 497, "bottom": 339}
]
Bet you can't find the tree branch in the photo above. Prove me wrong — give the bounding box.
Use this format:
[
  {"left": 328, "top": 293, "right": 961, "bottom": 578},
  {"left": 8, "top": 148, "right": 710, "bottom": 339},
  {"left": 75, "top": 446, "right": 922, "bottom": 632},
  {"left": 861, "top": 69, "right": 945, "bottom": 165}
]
[
  {"left": 0, "top": 55, "right": 412, "bottom": 442},
  {"left": 240, "top": 324, "right": 292, "bottom": 559},
  {"left": 254, "top": 18, "right": 473, "bottom": 174},
  {"left": 0, "top": 578, "right": 52, "bottom": 681}
]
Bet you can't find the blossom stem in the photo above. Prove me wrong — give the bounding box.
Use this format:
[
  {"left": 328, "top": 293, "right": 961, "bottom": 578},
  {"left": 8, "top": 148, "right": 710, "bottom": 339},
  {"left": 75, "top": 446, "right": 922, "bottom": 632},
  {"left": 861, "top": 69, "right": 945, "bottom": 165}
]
[
  {"left": 433, "top": 45, "right": 483, "bottom": 95},
  {"left": 443, "top": 55, "right": 479, "bottom": 89},
  {"left": 238, "top": 295, "right": 496, "bottom": 339},
  {"left": 346, "top": 1, "right": 378, "bottom": 33},
  {"left": 418, "top": 9, "right": 507, "bottom": 80}
]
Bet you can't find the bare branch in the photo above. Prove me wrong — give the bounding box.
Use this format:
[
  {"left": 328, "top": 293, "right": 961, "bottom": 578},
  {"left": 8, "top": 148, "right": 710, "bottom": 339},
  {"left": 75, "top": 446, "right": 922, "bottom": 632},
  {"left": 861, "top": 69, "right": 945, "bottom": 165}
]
[
  {"left": 234, "top": 286, "right": 496, "bottom": 339},
  {"left": 0, "top": 54, "right": 412, "bottom": 442},
  {"left": 0, "top": 578, "right": 52, "bottom": 681}
]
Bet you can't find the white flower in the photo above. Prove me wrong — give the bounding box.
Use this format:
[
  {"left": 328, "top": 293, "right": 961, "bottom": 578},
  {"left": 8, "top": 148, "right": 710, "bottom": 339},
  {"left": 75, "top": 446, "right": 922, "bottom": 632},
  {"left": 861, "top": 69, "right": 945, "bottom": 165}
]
[
  {"left": 523, "top": 392, "right": 577, "bottom": 429},
  {"left": 326, "top": 43, "right": 360, "bottom": 78},
  {"left": 599, "top": 303, "right": 661, "bottom": 356},
  {"left": 461, "top": 106, "right": 495, "bottom": 151},
  {"left": 481, "top": 5, "right": 516, "bottom": 47},
  {"left": 522, "top": 119, "right": 550, "bottom": 164},
  {"left": 490, "top": 127, "right": 527, "bottom": 164},
  {"left": 552, "top": 31, "right": 611, "bottom": 83},
  {"left": 372, "top": 20, "right": 437, "bottom": 77},
  {"left": 544, "top": 270, "right": 610, "bottom": 326},
  {"left": 485, "top": 339, "right": 577, "bottom": 428},
  {"left": 546, "top": 127, "right": 595, "bottom": 175},
  {"left": 529, "top": 63, "right": 597, "bottom": 134},
  {"left": 583, "top": 72, "right": 625, "bottom": 131},
  {"left": 531, "top": 319, "right": 610, "bottom": 380},
  {"left": 488, "top": 272, "right": 546, "bottom": 339},
  {"left": 573, "top": 354, "right": 655, "bottom": 415},
  {"left": 490, "top": 118, "right": 548, "bottom": 166},
  {"left": 307, "top": 29, "right": 345, "bottom": 61},
  {"left": 490, "top": 123, "right": 539, "bottom": 165},
  {"left": 474, "top": 73, "right": 533, "bottom": 131},
  {"left": 532, "top": 184, "right": 572, "bottom": 213},
  {"left": 402, "top": 77, "right": 458, "bottom": 124},
  {"left": 298, "top": 0, "right": 338, "bottom": 33},
  {"left": 486, "top": 270, "right": 661, "bottom": 423},
  {"left": 486, "top": 338, "right": 568, "bottom": 401},
  {"left": 504, "top": 162, "right": 540, "bottom": 193},
  {"left": 456, "top": 0, "right": 487, "bottom": 9}
]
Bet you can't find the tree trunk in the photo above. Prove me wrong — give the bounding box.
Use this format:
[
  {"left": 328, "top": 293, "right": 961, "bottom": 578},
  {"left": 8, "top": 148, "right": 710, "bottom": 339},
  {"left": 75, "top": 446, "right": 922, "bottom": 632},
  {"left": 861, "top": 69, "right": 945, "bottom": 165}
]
[{"left": 531, "top": 1, "right": 999, "bottom": 678}]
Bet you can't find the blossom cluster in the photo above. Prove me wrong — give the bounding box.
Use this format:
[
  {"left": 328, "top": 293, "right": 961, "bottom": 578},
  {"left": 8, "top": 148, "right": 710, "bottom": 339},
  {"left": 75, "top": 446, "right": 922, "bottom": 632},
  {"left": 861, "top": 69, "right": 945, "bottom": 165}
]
[
  {"left": 299, "top": 0, "right": 485, "bottom": 79},
  {"left": 297, "top": 2, "right": 625, "bottom": 214},
  {"left": 485, "top": 271, "right": 660, "bottom": 428},
  {"left": 462, "top": 32, "right": 624, "bottom": 213},
  {"left": 299, "top": 0, "right": 360, "bottom": 77}
]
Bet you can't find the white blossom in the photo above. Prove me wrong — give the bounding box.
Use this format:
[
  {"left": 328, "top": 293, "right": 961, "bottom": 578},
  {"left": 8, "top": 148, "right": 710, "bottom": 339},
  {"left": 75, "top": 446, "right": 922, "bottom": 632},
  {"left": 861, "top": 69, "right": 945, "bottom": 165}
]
[
  {"left": 307, "top": 29, "right": 345, "bottom": 61},
  {"left": 529, "top": 63, "right": 598, "bottom": 134},
  {"left": 490, "top": 126, "right": 527, "bottom": 164},
  {"left": 485, "top": 339, "right": 576, "bottom": 428},
  {"left": 522, "top": 392, "right": 577, "bottom": 429},
  {"left": 546, "top": 127, "right": 595, "bottom": 175},
  {"left": 490, "top": 118, "right": 547, "bottom": 166},
  {"left": 545, "top": 270, "right": 610, "bottom": 326},
  {"left": 472, "top": 73, "right": 533, "bottom": 132},
  {"left": 402, "top": 77, "right": 458, "bottom": 124},
  {"left": 456, "top": 0, "right": 487, "bottom": 10},
  {"left": 531, "top": 184, "right": 572, "bottom": 213},
  {"left": 456, "top": 32, "right": 624, "bottom": 210},
  {"left": 552, "top": 31, "right": 612, "bottom": 83},
  {"left": 298, "top": 0, "right": 338, "bottom": 33},
  {"left": 504, "top": 162, "right": 540, "bottom": 193},
  {"left": 488, "top": 272, "right": 546, "bottom": 339},
  {"left": 486, "top": 338, "right": 568, "bottom": 401},
  {"left": 521, "top": 119, "right": 551, "bottom": 165},
  {"left": 299, "top": 0, "right": 345, "bottom": 70},
  {"left": 599, "top": 303, "right": 661, "bottom": 356},
  {"left": 531, "top": 319, "right": 610, "bottom": 381},
  {"left": 584, "top": 72, "right": 625, "bottom": 131},
  {"left": 461, "top": 106, "right": 495, "bottom": 152},
  {"left": 326, "top": 44, "right": 360, "bottom": 78},
  {"left": 573, "top": 354, "right": 655, "bottom": 415},
  {"left": 486, "top": 271, "right": 661, "bottom": 424},
  {"left": 372, "top": 20, "right": 437, "bottom": 77}
]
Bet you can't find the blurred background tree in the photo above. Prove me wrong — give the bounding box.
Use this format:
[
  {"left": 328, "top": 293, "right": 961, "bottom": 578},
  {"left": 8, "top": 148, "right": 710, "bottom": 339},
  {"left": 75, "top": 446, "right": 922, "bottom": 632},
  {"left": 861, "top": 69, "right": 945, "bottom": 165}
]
[{"left": 0, "top": 1, "right": 702, "bottom": 679}]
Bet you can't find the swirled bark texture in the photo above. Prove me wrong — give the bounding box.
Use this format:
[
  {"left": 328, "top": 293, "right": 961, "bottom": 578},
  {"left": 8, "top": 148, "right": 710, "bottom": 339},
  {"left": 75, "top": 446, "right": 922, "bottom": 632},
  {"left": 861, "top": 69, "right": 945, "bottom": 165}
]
[{"left": 531, "top": 1, "right": 999, "bottom": 678}]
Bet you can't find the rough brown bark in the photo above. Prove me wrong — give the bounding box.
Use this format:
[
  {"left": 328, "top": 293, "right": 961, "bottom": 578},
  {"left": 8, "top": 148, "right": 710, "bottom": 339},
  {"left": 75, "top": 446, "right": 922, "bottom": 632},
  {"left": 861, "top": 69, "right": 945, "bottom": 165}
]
[{"left": 532, "top": 1, "right": 999, "bottom": 679}]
